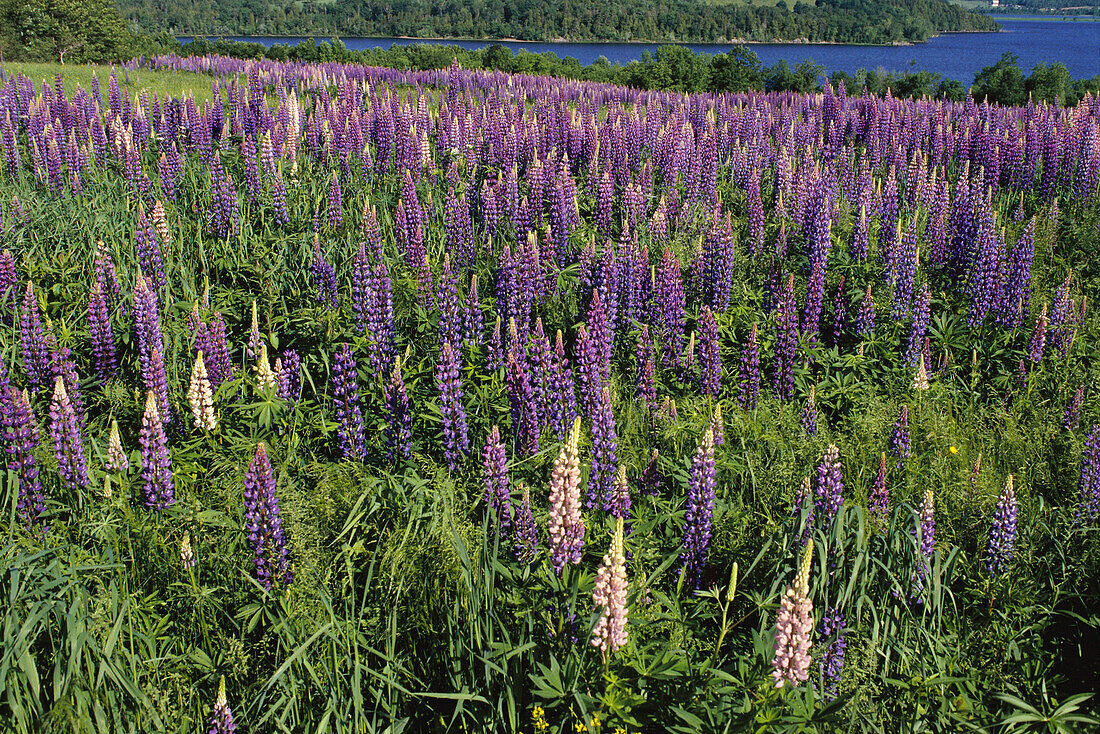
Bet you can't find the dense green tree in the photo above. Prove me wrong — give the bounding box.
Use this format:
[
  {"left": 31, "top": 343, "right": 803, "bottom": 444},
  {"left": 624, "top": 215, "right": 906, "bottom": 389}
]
[
  {"left": 708, "top": 46, "right": 765, "bottom": 93},
  {"left": 973, "top": 51, "right": 1027, "bottom": 106},
  {"left": 0, "top": 0, "right": 137, "bottom": 62},
  {"left": 1026, "top": 62, "right": 1073, "bottom": 105}
]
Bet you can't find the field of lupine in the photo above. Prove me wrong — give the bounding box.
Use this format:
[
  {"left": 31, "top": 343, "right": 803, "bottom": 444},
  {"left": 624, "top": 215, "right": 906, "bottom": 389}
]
[{"left": 0, "top": 56, "right": 1099, "bottom": 733}]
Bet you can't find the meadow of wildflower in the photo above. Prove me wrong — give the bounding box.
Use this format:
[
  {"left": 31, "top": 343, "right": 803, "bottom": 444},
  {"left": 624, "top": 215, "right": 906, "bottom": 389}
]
[{"left": 0, "top": 55, "right": 1098, "bottom": 733}]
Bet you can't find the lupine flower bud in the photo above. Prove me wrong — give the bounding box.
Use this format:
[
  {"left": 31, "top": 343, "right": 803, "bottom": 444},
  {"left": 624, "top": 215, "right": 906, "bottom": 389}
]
[
  {"left": 801, "top": 386, "right": 818, "bottom": 437},
  {"left": 437, "top": 340, "right": 469, "bottom": 470},
  {"left": 513, "top": 482, "right": 538, "bottom": 563},
  {"left": 139, "top": 390, "right": 174, "bottom": 509},
  {"left": 243, "top": 442, "right": 292, "bottom": 590},
  {"left": 818, "top": 607, "right": 847, "bottom": 700},
  {"left": 681, "top": 428, "right": 716, "bottom": 586},
  {"left": 591, "top": 516, "right": 628, "bottom": 655},
  {"left": 987, "top": 474, "right": 1018, "bottom": 574},
  {"left": 247, "top": 300, "right": 259, "bottom": 359},
  {"left": 6, "top": 388, "right": 45, "bottom": 530},
  {"left": 710, "top": 403, "right": 725, "bottom": 447},
  {"left": 181, "top": 531, "right": 195, "bottom": 570},
  {"left": 912, "top": 358, "right": 929, "bottom": 391},
  {"left": 49, "top": 376, "right": 89, "bottom": 492},
  {"left": 771, "top": 539, "right": 814, "bottom": 688},
  {"left": 207, "top": 676, "right": 236, "bottom": 734},
  {"left": 1064, "top": 384, "right": 1084, "bottom": 431},
  {"left": 189, "top": 351, "right": 217, "bottom": 431},
  {"left": 255, "top": 343, "right": 277, "bottom": 391},
  {"left": 106, "top": 419, "right": 128, "bottom": 471},
  {"left": 548, "top": 418, "right": 584, "bottom": 574},
  {"left": 385, "top": 355, "right": 413, "bottom": 461}
]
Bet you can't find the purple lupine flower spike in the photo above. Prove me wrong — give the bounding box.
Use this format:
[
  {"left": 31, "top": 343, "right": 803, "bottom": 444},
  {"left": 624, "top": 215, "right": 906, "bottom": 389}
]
[
  {"left": 856, "top": 285, "right": 875, "bottom": 341},
  {"left": 987, "top": 474, "right": 1018, "bottom": 575},
  {"left": 698, "top": 306, "right": 720, "bottom": 398},
  {"left": 589, "top": 384, "right": 622, "bottom": 515},
  {"left": 332, "top": 344, "right": 365, "bottom": 461},
  {"left": 20, "top": 281, "right": 49, "bottom": 392},
  {"left": 814, "top": 443, "right": 844, "bottom": 527},
  {"left": 505, "top": 349, "right": 539, "bottom": 457},
  {"left": 482, "top": 425, "right": 512, "bottom": 536},
  {"left": 88, "top": 279, "right": 117, "bottom": 378},
  {"left": 890, "top": 405, "right": 911, "bottom": 469},
  {"left": 311, "top": 234, "right": 338, "bottom": 310},
  {"left": 513, "top": 482, "right": 538, "bottom": 563},
  {"left": 243, "top": 442, "right": 292, "bottom": 590},
  {"left": 437, "top": 340, "right": 469, "bottom": 470},
  {"left": 773, "top": 274, "right": 798, "bottom": 402},
  {"left": 1028, "top": 304, "right": 1047, "bottom": 364},
  {"left": 802, "top": 386, "right": 818, "bottom": 437},
  {"left": 207, "top": 676, "right": 236, "bottom": 734},
  {"left": 276, "top": 349, "right": 300, "bottom": 402},
  {"left": 739, "top": 323, "right": 761, "bottom": 410},
  {"left": 818, "top": 607, "right": 847, "bottom": 700},
  {"left": 1076, "top": 426, "right": 1100, "bottom": 524},
  {"left": 6, "top": 387, "right": 45, "bottom": 530},
  {"left": 1064, "top": 384, "right": 1084, "bottom": 431},
  {"left": 385, "top": 355, "right": 413, "bottom": 461},
  {"left": 138, "top": 390, "right": 174, "bottom": 509},
  {"left": 49, "top": 376, "right": 89, "bottom": 492},
  {"left": 680, "top": 428, "right": 716, "bottom": 586}
]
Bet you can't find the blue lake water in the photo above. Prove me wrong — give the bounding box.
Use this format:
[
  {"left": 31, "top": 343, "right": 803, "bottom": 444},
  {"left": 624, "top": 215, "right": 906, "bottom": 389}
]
[{"left": 191, "top": 18, "right": 1100, "bottom": 83}]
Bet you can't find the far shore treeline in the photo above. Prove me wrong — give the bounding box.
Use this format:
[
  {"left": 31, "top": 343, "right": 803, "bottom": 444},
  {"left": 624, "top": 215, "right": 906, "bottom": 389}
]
[{"left": 0, "top": 0, "right": 1097, "bottom": 106}]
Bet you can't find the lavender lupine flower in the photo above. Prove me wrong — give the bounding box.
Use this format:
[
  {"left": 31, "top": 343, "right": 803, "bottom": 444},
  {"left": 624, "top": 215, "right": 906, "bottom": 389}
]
[
  {"left": 87, "top": 279, "right": 117, "bottom": 378},
  {"left": 640, "top": 449, "right": 662, "bottom": 497},
  {"left": 1077, "top": 426, "right": 1100, "bottom": 524},
  {"left": 243, "top": 442, "right": 292, "bottom": 590},
  {"left": 1028, "top": 304, "right": 1047, "bottom": 364},
  {"left": 591, "top": 515, "right": 628, "bottom": 655},
  {"left": 482, "top": 425, "right": 512, "bottom": 535},
  {"left": 138, "top": 390, "right": 174, "bottom": 510},
  {"left": 133, "top": 273, "right": 170, "bottom": 426},
  {"left": 548, "top": 418, "right": 584, "bottom": 574},
  {"left": 739, "top": 323, "right": 761, "bottom": 410},
  {"left": 831, "top": 276, "right": 848, "bottom": 346},
  {"left": 681, "top": 428, "right": 716, "bottom": 586},
  {"left": 890, "top": 405, "right": 911, "bottom": 468},
  {"left": 20, "top": 281, "right": 49, "bottom": 391},
  {"left": 773, "top": 275, "right": 798, "bottom": 402},
  {"left": 276, "top": 349, "right": 300, "bottom": 402},
  {"left": 814, "top": 444, "right": 844, "bottom": 527},
  {"left": 6, "top": 388, "right": 45, "bottom": 530},
  {"left": 437, "top": 340, "right": 469, "bottom": 470},
  {"left": 818, "top": 607, "right": 847, "bottom": 700},
  {"left": 1049, "top": 273, "right": 1076, "bottom": 359},
  {"left": 189, "top": 351, "right": 217, "bottom": 431},
  {"left": 311, "top": 235, "right": 338, "bottom": 310},
  {"left": 505, "top": 350, "right": 540, "bottom": 457},
  {"left": 771, "top": 540, "right": 815, "bottom": 689},
  {"left": 655, "top": 246, "right": 686, "bottom": 369},
  {"left": 385, "top": 356, "right": 413, "bottom": 461},
  {"left": 332, "top": 344, "right": 365, "bottom": 461},
  {"left": 856, "top": 284, "right": 876, "bottom": 341},
  {"left": 49, "top": 377, "right": 89, "bottom": 492},
  {"left": 869, "top": 452, "right": 888, "bottom": 527},
  {"left": 513, "top": 482, "right": 538, "bottom": 563},
  {"left": 207, "top": 676, "right": 236, "bottom": 734},
  {"left": 987, "top": 474, "right": 1018, "bottom": 575},
  {"left": 135, "top": 202, "right": 167, "bottom": 292},
  {"left": 106, "top": 419, "right": 128, "bottom": 471},
  {"left": 589, "top": 385, "right": 623, "bottom": 516},
  {"left": 1064, "top": 384, "right": 1084, "bottom": 431},
  {"left": 551, "top": 329, "right": 579, "bottom": 439},
  {"left": 698, "top": 306, "right": 721, "bottom": 398},
  {"left": 801, "top": 386, "right": 818, "bottom": 437}
]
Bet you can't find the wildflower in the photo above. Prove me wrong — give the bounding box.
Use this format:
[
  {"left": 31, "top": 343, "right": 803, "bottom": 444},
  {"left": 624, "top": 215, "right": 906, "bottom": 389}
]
[
  {"left": 106, "top": 419, "right": 129, "bottom": 471},
  {"left": 513, "top": 482, "right": 538, "bottom": 563},
  {"left": 912, "top": 358, "right": 929, "bottom": 391},
  {"left": 890, "top": 405, "right": 911, "bottom": 468},
  {"left": 482, "top": 425, "right": 512, "bottom": 535},
  {"left": 987, "top": 475, "right": 1018, "bottom": 574},
  {"left": 207, "top": 676, "right": 235, "bottom": 734},
  {"left": 591, "top": 516, "right": 628, "bottom": 654},
  {"left": 869, "top": 452, "right": 888, "bottom": 526},
  {"left": 801, "top": 385, "right": 818, "bottom": 437},
  {"left": 50, "top": 376, "right": 89, "bottom": 492},
  {"left": 1077, "top": 426, "right": 1100, "bottom": 524},
  {"left": 138, "top": 390, "right": 174, "bottom": 510},
  {"left": 818, "top": 607, "right": 847, "bottom": 700},
  {"left": 681, "top": 428, "right": 716, "bottom": 586},
  {"left": 437, "top": 339, "right": 469, "bottom": 470},
  {"left": 243, "top": 442, "right": 292, "bottom": 590},
  {"left": 181, "top": 531, "right": 195, "bottom": 570},
  {"left": 6, "top": 387, "right": 45, "bottom": 530},
  {"left": 771, "top": 539, "right": 815, "bottom": 688},
  {"left": 332, "top": 344, "right": 365, "bottom": 461},
  {"left": 548, "top": 418, "right": 584, "bottom": 574},
  {"left": 189, "top": 351, "right": 217, "bottom": 431},
  {"left": 814, "top": 444, "right": 844, "bottom": 527},
  {"left": 255, "top": 343, "right": 277, "bottom": 391},
  {"left": 949, "top": 445, "right": 958, "bottom": 455}
]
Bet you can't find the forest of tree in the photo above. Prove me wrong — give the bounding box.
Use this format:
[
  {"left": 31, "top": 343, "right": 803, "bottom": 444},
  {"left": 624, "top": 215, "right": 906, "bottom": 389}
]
[{"left": 115, "top": 0, "right": 999, "bottom": 45}]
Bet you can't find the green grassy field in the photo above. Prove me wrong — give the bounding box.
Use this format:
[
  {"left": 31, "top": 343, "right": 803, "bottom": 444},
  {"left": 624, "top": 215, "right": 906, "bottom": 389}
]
[{"left": 1, "top": 62, "right": 215, "bottom": 104}]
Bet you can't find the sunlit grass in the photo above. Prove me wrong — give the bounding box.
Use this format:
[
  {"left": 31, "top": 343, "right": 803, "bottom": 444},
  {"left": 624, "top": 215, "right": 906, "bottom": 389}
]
[{"left": 0, "top": 62, "right": 215, "bottom": 104}]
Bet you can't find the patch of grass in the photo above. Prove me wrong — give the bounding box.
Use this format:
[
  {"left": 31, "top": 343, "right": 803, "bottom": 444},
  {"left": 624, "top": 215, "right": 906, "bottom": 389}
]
[{"left": 0, "top": 62, "right": 214, "bottom": 103}]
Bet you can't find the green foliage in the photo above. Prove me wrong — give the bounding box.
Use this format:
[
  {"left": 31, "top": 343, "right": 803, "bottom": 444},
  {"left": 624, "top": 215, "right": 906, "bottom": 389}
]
[{"left": 0, "top": 0, "right": 139, "bottom": 63}]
